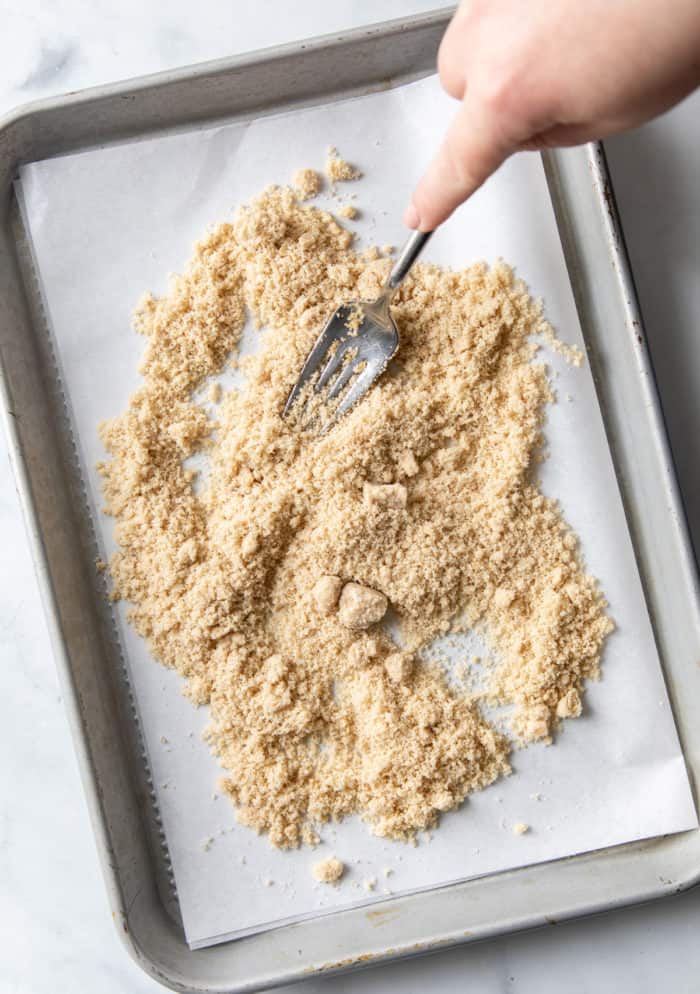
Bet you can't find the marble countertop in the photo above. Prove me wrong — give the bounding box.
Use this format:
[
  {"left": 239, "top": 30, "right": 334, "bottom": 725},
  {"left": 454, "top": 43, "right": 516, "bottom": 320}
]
[{"left": 1, "top": 3, "right": 698, "bottom": 992}]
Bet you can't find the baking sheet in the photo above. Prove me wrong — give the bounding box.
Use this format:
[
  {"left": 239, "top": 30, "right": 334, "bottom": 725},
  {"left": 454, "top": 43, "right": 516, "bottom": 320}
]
[{"left": 17, "top": 74, "right": 697, "bottom": 950}]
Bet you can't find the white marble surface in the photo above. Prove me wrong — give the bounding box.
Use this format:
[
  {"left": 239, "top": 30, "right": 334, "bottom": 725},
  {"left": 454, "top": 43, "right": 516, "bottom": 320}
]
[{"left": 0, "top": 3, "right": 698, "bottom": 992}]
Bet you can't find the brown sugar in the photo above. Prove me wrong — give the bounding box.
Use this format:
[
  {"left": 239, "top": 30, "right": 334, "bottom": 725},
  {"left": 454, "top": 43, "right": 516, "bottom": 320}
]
[
  {"left": 325, "top": 146, "right": 361, "bottom": 183},
  {"left": 98, "top": 173, "right": 612, "bottom": 850},
  {"left": 311, "top": 574, "right": 343, "bottom": 615},
  {"left": 397, "top": 450, "right": 419, "bottom": 478},
  {"left": 384, "top": 651, "right": 414, "bottom": 684},
  {"left": 312, "top": 856, "right": 345, "bottom": 884},
  {"left": 363, "top": 482, "right": 407, "bottom": 511},
  {"left": 292, "top": 168, "right": 322, "bottom": 200},
  {"left": 337, "top": 582, "right": 388, "bottom": 630}
]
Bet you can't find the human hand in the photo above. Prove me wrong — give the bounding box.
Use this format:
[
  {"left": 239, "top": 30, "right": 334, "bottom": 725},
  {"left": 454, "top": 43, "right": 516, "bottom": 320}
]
[{"left": 405, "top": 0, "right": 700, "bottom": 231}]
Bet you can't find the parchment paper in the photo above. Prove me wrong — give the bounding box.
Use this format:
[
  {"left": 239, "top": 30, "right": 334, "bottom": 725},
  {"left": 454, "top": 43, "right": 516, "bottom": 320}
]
[{"left": 18, "top": 75, "right": 697, "bottom": 949}]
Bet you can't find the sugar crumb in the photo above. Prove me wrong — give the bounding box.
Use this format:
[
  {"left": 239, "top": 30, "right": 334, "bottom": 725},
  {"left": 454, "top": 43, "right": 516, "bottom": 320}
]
[
  {"left": 325, "top": 147, "right": 361, "bottom": 183},
  {"left": 513, "top": 822, "right": 529, "bottom": 835},
  {"left": 344, "top": 302, "right": 365, "bottom": 333},
  {"left": 338, "top": 582, "right": 388, "bottom": 629},
  {"left": 312, "top": 856, "right": 345, "bottom": 884},
  {"left": 292, "top": 168, "right": 322, "bottom": 200},
  {"left": 541, "top": 325, "right": 583, "bottom": 366},
  {"left": 311, "top": 574, "right": 343, "bottom": 615},
  {"left": 397, "top": 450, "right": 419, "bottom": 478}
]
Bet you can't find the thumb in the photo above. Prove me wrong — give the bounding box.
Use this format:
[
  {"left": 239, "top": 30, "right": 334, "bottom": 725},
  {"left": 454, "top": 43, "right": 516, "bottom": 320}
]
[{"left": 405, "top": 96, "right": 513, "bottom": 232}]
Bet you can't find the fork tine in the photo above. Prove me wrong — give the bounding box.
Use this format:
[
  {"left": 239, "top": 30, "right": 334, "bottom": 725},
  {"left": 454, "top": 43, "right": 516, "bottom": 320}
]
[
  {"left": 315, "top": 339, "right": 349, "bottom": 393},
  {"left": 283, "top": 318, "right": 341, "bottom": 415},
  {"left": 322, "top": 362, "right": 382, "bottom": 432},
  {"left": 327, "top": 354, "right": 363, "bottom": 400}
]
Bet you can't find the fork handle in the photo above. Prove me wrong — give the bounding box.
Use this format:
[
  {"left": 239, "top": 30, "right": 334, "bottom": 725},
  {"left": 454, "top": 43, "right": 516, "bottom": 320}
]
[{"left": 386, "top": 229, "right": 433, "bottom": 292}]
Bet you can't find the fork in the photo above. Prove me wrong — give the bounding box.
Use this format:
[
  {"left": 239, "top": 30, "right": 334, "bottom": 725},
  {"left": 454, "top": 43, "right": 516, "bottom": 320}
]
[{"left": 283, "top": 229, "right": 432, "bottom": 431}]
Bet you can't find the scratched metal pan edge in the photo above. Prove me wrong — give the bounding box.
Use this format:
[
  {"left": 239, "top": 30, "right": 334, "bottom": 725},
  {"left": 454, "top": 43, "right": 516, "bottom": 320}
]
[{"left": 0, "top": 10, "right": 698, "bottom": 993}]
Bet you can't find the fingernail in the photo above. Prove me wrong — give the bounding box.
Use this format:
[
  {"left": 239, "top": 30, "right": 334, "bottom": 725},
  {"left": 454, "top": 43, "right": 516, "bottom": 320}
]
[{"left": 404, "top": 202, "right": 420, "bottom": 229}]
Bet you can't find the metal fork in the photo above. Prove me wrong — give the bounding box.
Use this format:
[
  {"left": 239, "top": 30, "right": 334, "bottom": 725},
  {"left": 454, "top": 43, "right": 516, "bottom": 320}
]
[{"left": 283, "top": 229, "right": 432, "bottom": 431}]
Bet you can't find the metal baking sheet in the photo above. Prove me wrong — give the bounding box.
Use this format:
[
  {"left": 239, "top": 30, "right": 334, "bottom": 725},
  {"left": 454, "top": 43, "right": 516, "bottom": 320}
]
[
  {"left": 0, "top": 10, "right": 698, "bottom": 992},
  {"left": 13, "top": 71, "right": 698, "bottom": 948}
]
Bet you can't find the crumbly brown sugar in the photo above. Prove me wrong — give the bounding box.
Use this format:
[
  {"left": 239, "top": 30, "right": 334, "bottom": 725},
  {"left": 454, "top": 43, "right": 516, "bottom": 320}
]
[
  {"left": 98, "top": 175, "right": 612, "bottom": 849},
  {"left": 325, "top": 146, "right": 361, "bottom": 183},
  {"left": 312, "top": 856, "right": 345, "bottom": 884},
  {"left": 292, "top": 168, "right": 322, "bottom": 200}
]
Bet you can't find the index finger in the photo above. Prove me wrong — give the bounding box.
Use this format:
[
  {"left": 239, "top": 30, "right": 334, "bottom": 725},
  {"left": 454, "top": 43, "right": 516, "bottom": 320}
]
[{"left": 404, "top": 95, "right": 515, "bottom": 231}]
